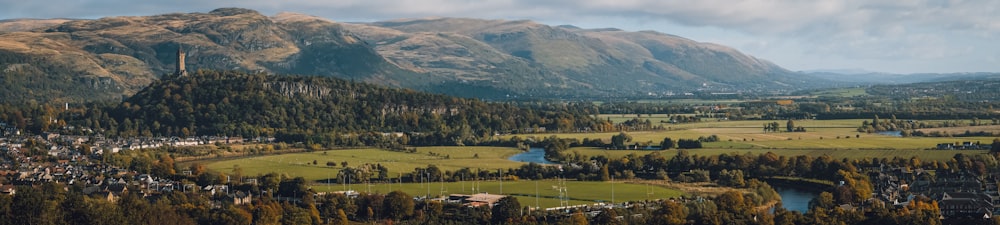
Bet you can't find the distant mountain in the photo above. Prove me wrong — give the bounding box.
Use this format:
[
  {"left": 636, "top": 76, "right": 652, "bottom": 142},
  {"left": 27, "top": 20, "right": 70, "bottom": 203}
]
[
  {"left": 0, "top": 8, "right": 831, "bottom": 103},
  {"left": 806, "top": 70, "right": 1000, "bottom": 85},
  {"left": 351, "top": 17, "right": 821, "bottom": 96}
]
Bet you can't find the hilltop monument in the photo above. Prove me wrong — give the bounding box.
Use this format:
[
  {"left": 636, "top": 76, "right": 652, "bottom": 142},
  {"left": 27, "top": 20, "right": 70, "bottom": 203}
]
[{"left": 175, "top": 46, "right": 187, "bottom": 76}]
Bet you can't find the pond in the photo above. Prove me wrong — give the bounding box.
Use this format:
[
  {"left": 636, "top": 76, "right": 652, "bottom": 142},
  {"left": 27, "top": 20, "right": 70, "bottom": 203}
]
[
  {"left": 773, "top": 185, "right": 820, "bottom": 213},
  {"left": 507, "top": 147, "right": 556, "bottom": 164}
]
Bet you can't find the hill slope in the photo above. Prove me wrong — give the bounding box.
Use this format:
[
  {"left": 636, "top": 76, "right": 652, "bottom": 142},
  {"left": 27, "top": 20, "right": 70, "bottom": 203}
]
[
  {"left": 0, "top": 8, "right": 422, "bottom": 103},
  {"left": 354, "top": 17, "right": 814, "bottom": 96},
  {"left": 1, "top": 8, "right": 826, "bottom": 103}
]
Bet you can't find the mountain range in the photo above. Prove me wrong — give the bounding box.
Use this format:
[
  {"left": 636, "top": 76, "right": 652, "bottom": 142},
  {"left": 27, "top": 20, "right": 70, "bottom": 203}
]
[{"left": 0, "top": 8, "right": 825, "bottom": 103}]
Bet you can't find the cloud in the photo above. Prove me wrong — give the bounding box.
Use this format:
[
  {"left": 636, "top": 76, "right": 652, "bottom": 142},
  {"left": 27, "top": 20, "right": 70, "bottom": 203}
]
[{"left": 1, "top": 0, "right": 998, "bottom": 73}]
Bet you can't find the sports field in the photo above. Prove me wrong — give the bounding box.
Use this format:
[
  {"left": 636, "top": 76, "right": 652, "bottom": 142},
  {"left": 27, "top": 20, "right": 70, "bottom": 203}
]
[
  {"left": 205, "top": 147, "right": 527, "bottom": 182},
  {"left": 310, "top": 180, "right": 683, "bottom": 209}
]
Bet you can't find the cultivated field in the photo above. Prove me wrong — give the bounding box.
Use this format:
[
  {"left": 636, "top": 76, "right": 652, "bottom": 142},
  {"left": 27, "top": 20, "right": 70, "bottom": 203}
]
[{"left": 310, "top": 180, "right": 683, "bottom": 209}]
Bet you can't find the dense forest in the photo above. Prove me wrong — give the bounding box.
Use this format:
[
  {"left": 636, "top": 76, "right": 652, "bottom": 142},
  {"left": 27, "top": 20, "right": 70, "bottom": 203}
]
[{"left": 39, "top": 70, "right": 603, "bottom": 145}]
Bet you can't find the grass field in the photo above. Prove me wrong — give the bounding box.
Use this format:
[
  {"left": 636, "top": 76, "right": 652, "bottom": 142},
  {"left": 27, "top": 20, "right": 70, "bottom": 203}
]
[
  {"left": 917, "top": 125, "right": 1000, "bottom": 134},
  {"left": 202, "top": 119, "right": 995, "bottom": 203},
  {"left": 500, "top": 119, "right": 998, "bottom": 152},
  {"left": 205, "top": 147, "right": 527, "bottom": 182},
  {"left": 565, "top": 147, "right": 987, "bottom": 162},
  {"left": 311, "top": 180, "right": 683, "bottom": 209}
]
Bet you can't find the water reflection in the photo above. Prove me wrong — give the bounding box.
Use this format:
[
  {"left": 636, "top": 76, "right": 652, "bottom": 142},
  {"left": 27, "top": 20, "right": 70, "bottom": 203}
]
[{"left": 508, "top": 147, "right": 556, "bottom": 164}]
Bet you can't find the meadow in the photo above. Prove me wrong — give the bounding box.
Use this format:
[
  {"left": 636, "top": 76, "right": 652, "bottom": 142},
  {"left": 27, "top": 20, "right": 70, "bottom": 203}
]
[
  {"left": 206, "top": 119, "right": 994, "bottom": 180},
  {"left": 564, "top": 147, "right": 987, "bottom": 162},
  {"left": 501, "top": 119, "right": 997, "bottom": 152},
  {"left": 202, "top": 118, "right": 993, "bottom": 205}
]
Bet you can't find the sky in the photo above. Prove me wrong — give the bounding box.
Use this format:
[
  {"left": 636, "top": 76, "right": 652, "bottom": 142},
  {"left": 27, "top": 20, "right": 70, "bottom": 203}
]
[{"left": 2, "top": 0, "right": 998, "bottom": 74}]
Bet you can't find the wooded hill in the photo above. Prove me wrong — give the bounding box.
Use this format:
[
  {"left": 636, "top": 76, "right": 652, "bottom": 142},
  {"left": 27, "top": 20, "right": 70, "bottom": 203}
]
[{"left": 62, "top": 70, "right": 599, "bottom": 145}]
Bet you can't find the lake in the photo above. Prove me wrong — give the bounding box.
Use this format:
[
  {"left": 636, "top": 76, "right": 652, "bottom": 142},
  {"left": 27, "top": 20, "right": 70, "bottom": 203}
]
[
  {"left": 773, "top": 185, "right": 820, "bottom": 213},
  {"left": 508, "top": 147, "right": 556, "bottom": 164}
]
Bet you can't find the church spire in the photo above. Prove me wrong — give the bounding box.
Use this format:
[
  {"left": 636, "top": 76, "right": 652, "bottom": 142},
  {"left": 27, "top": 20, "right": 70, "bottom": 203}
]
[{"left": 175, "top": 46, "right": 187, "bottom": 77}]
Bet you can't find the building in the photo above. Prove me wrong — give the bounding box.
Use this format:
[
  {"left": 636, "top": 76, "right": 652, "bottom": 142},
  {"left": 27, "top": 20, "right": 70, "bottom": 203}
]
[
  {"left": 175, "top": 46, "right": 187, "bottom": 77},
  {"left": 447, "top": 193, "right": 507, "bottom": 207},
  {"left": 939, "top": 192, "right": 994, "bottom": 219}
]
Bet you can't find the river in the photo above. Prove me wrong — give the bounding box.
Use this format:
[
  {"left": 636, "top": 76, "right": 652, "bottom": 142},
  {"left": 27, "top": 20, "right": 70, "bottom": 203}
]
[
  {"left": 876, "top": 131, "right": 902, "bottom": 137},
  {"left": 507, "top": 147, "right": 556, "bottom": 164},
  {"left": 508, "top": 148, "right": 818, "bottom": 212}
]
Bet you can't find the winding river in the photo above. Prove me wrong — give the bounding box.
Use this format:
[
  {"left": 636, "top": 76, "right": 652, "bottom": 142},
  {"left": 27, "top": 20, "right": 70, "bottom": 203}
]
[{"left": 508, "top": 148, "right": 819, "bottom": 212}]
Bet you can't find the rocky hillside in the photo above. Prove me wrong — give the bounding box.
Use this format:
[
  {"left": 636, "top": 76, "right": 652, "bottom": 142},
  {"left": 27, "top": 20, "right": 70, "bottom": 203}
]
[{"left": 0, "top": 8, "right": 824, "bottom": 103}]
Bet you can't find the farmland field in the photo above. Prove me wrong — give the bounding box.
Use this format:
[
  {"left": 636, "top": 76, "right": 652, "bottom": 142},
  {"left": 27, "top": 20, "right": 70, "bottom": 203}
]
[
  {"left": 202, "top": 119, "right": 993, "bottom": 199},
  {"left": 500, "top": 119, "right": 998, "bottom": 151},
  {"left": 204, "top": 119, "right": 994, "bottom": 183},
  {"left": 310, "top": 180, "right": 683, "bottom": 209},
  {"left": 565, "top": 147, "right": 987, "bottom": 162},
  {"left": 917, "top": 125, "right": 1000, "bottom": 135}
]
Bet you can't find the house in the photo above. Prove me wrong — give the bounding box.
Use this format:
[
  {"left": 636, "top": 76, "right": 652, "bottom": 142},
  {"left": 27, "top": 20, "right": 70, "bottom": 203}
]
[
  {"left": 223, "top": 191, "right": 253, "bottom": 205},
  {"left": 0, "top": 184, "right": 15, "bottom": 195},
  {"left": 939, "top": 192, "right": 994, "bottom": 219}
]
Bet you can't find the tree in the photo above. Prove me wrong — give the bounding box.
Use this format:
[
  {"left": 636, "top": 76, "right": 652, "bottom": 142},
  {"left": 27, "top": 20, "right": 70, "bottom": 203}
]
[
  {"left": 331, "top": 209, "right": 348, "bottom": 225},
  {"left": 382, "top": 191, "right": 414, "bottom": 221},
  {"left": 718, "top": 169, "right": 746, "bottom": 188},
  {"left": 809, "top": 192, "right": 835, "bottom": 210},
  {"left": 280, "top": 202, "right": 313, "bottom": 225},
  {"left": 599, "top": 164, "right": 611, "bottom": 181},
  {"left": 786, "top": 119, "right": 795, "bottom": 132},
  {"left": 610, "top": 132, "right": 632, "bottom": 149},
  {"left": 991, "top": 138, "right": 1000, "bottom": 154},
  {"left": 660, "top": 137, "right": 675, "bottom": 150},
  {"left": 491, "top": 196, "right": 522, "bottom": 225},
  {"left": 569, "top": 210, "right": 589, "bottom": 225},
  {"left": 652, "top": 200, "right": 688, "bottom": 225}
]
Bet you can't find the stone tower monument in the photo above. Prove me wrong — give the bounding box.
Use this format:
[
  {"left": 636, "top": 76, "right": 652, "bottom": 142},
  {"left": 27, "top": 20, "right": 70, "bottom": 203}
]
[{"left": 175, "top": 46, "right": 187, "bottom": 76}]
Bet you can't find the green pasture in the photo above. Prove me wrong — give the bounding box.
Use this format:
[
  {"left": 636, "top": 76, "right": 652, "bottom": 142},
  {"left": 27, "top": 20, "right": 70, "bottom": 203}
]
[
  {"left": 501, "top": 119, "right": 997, "bottom": 150},
  {"left": 311, "top": 180, "right": 683, "bottom": 209},
  {"left": 205, "top": 147, "right": 527, "bottom": 181},
  {"left": 566, "top": 147, "right": 987, "bottom": 162}
]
